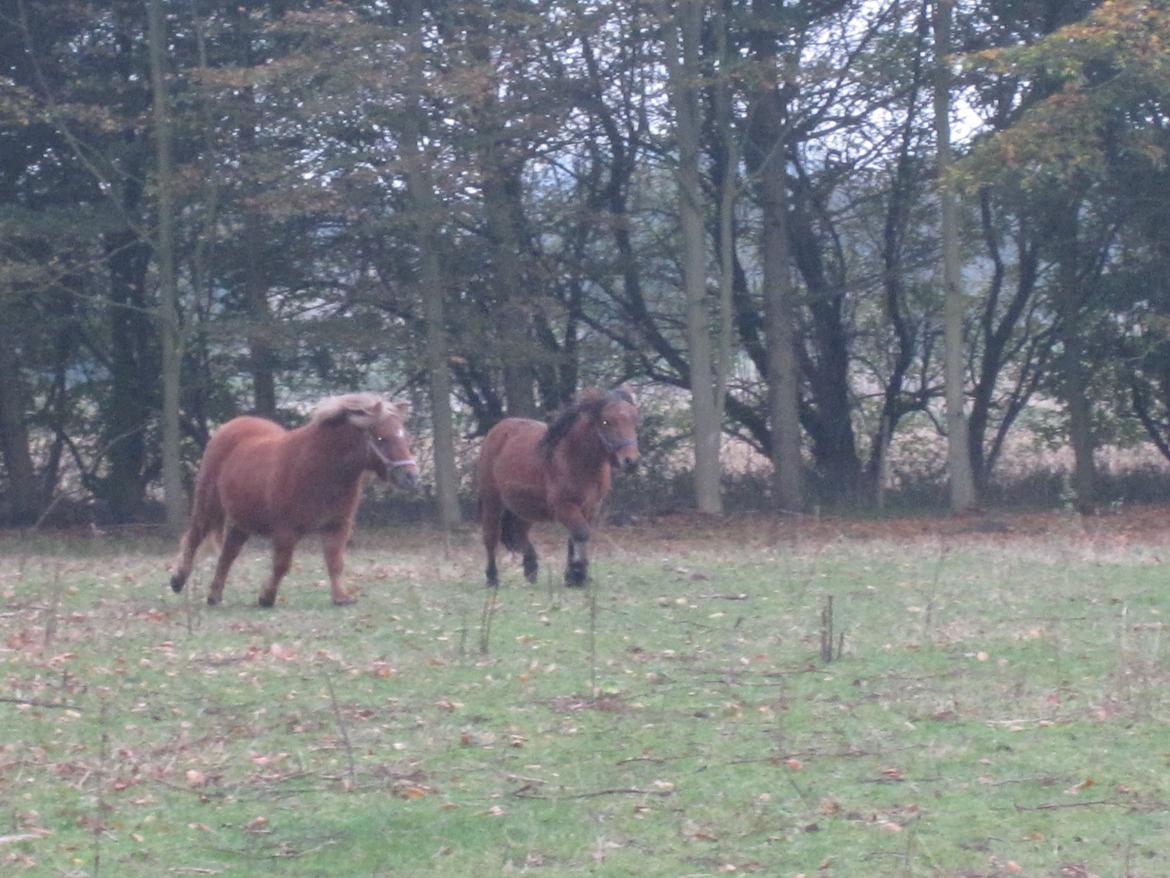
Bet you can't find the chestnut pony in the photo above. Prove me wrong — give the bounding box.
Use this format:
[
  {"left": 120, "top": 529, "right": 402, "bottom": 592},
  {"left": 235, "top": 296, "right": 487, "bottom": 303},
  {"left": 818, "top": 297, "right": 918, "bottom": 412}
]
[
  {"left": 169, "top": 393, "right": 419, "bottom": 607},
  {"left": 477, "top": 386, "right": 640, "bottom": 588}
]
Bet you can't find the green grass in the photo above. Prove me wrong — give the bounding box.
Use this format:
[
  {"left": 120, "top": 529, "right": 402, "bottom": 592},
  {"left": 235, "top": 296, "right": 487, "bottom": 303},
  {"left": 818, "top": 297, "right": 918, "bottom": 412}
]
[{"left": 2, "top": 516, "right": 1170, "bottom": 876}]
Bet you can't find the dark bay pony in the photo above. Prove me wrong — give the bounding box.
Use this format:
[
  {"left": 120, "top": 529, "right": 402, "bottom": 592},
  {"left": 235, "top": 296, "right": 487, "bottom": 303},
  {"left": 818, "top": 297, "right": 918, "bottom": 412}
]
[
  {"left": 478, "top": 386, "right": 640, "bottom": 588},
  {"left": 169, "top": 393, "right": 419, "bottom": 607}
]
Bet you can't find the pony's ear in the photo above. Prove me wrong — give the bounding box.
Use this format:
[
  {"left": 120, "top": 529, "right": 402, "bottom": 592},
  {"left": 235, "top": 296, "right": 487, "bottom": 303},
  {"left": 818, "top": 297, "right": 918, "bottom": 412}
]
[
  {"left": 612, "top": 384, "right": 637, "bottom": 407},
  {"left": 391, "top": 400, "right": 411, "bottom": 420},
  {"left": 344, "top": 398, "right": 383, "bottom": 429}
]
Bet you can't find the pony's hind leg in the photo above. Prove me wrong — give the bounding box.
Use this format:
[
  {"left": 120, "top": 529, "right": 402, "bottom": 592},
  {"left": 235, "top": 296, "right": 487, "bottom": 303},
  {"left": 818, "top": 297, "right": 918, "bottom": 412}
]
[
  {"left": 170, "top": 512, "right": 220, "bottom": 593},
  {"left": 512, "top": 519, "right": 539, "bottom": 584},
  {"left": 499, "top": 509, "right": 539, "bottom": 585},
  {"left": 258, "top": 533, "right": 296, "bottom": 608},
  {"left": 481, "top": 500, "right": 503, "bottom": 588},
  {"left": 522, "top": 543, "right": 539, "bottom": 584},
  {"left": 169, "top": 530, "right": 199, "bottom": 594},
  {"left": 207, "top": 526, "right": 248, "bottom": 606}
]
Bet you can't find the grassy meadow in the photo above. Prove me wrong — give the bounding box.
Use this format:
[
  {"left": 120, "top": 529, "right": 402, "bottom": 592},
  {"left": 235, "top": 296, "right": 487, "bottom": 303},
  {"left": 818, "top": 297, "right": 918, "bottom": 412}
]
[{"left": 2, "top": 509, "right": 1170, "bottom": 877}]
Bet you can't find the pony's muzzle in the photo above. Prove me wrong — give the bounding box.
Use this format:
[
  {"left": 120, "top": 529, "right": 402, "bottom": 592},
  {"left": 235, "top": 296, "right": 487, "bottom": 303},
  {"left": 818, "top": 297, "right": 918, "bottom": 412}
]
[
  {"left": 619, "top": 454, "right": 640, "bottom": 475},
  {"left": 391, "top": 464, "right": 420, "bottom": 491}
]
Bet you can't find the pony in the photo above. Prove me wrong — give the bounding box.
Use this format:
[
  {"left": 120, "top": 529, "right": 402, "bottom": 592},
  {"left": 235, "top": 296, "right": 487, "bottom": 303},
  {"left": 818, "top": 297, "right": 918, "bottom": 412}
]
[
  {"left": 168, "top": 393, "right": 418, "bottom": 607},
  {"left": 477, "top": 386, "right": 640, "bottom": 588}
]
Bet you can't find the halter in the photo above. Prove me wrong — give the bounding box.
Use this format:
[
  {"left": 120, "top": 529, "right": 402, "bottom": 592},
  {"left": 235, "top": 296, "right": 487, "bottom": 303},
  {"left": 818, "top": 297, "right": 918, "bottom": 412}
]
[
  {"left": 368, "top": 439, "right": 417, "bottom": 470},
  {"left": 597, "top": 430, "right": 638, "bottom": 455}
]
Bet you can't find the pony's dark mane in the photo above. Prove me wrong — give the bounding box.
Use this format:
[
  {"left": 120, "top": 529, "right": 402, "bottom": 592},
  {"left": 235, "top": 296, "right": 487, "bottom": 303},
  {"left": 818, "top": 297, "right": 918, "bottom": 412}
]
[{"left": 538, "top": 389, "right": 629, "bottom": 460}]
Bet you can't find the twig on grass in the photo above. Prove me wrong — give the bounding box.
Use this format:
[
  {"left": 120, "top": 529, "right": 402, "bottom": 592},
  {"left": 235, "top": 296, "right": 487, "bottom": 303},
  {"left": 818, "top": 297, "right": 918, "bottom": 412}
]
[
  {"left": 92, "top": 697, "right": 110, "bottom": 878},
  {"left": 0, "top": 834, "right": 44, "bottom": 845},
  {"left": 479, "top": 589, "right": 497, "bottom": 656},
  {"left": 320, "top": 666, "right": 356, "bottom": 792},
  {"left": 510, "top": 785, "right": 674, "bottom": 800},
  {"left": 209, "top": 840, "right": 337, "bottom": 860},
  {"left": 150, "top": 777, "right": 228, "bottom": 800},
  {"left": 42, "top": 562, "right": 63, "bottom": 648},
  {"left": 0, "top": 697, "right": 81, "bottom": 711},
  {"left": 589, "top": 584, "right": 599, "bottom": 695},
  {"left": 1013, "top": 799, "right": 1126, "bottom": 811},
  {"left": 697, "top": 593, "right": 749, "bottom": 600},
  {"left": 783, "top": 770, "right": 817, "bottom": 813},
  {"left": 819, "top": 595, "right": 836, "bottom": 663},
  {"left": 922, "top": 541, "right": 948, "bottom": 644}
]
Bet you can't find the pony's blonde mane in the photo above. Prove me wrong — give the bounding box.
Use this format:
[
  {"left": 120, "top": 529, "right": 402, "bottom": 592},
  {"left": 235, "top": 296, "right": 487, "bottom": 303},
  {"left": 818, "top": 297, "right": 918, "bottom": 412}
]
[{"left": 311, "top": 392, "right": 397, "bottom": 425}]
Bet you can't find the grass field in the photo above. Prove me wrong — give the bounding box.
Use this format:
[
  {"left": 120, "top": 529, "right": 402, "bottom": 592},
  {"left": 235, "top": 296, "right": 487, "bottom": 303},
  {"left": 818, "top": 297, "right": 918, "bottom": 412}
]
[{"left": 2, "top": 508, "right": 1170, "bottom": 877}]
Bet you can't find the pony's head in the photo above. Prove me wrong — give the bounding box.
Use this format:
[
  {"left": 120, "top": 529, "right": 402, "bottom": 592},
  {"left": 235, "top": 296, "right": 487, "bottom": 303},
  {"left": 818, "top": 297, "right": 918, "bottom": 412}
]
[
  {"left": 313, "top": 394, "right": 420, "bottom": 491},
  {"left": 542, "top": 385, "right": 641, "bottom": 474},
  {"left": 597, "top": 385, "right": 640, "bottom": 474}
]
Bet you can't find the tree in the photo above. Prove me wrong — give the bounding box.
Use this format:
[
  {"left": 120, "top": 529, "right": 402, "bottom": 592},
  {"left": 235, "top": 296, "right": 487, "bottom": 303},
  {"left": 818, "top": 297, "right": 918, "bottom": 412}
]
[
  {"left": 933, "top": 0, "right": 977, "bottom": 512},
  {"left": 963, "top": 0, "right": 1168, "bottom": 510},
  {"left": 662, "top": 0, "right": 722, "bottom": 514},
  {"left": 147, "top": 0, "right": 187, "bottom": 534},
  {"left": 0, "top": 306, "right": 39, "bottom": 524},
  {"left": 744, "top": 0, "right": 803, "bottom": 512},
  {"left": 402, "top": 0, "right": 461, "bottom": 528}
]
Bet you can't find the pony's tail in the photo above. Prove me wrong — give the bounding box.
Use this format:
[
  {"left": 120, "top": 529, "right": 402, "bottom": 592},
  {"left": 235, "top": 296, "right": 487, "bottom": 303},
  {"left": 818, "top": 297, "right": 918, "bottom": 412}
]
[
  {"left": 500, "top": 510, "right": 525, "bottom": 553},
  {"left": 185, "top": 472, "right": 225, "bottom": 555}
]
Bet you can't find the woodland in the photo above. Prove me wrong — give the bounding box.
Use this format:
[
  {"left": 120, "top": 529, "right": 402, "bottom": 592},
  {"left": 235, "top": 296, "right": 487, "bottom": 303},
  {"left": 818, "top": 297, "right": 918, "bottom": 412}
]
[{"left": 3, "top": 0, "right": 1170, "bottom": 528}]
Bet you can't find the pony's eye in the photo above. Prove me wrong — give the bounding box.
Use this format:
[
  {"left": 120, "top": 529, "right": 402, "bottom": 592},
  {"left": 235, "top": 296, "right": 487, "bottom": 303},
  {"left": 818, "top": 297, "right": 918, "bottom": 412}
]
[{"left": 602, "top": 419, "right": 608, "bottom": 426}]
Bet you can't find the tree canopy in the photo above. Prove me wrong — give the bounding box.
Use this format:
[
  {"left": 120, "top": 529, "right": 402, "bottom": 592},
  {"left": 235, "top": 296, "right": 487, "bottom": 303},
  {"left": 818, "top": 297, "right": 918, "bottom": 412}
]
[{"left": 2, "top": 0, "right": 1168, "bottom": 525}]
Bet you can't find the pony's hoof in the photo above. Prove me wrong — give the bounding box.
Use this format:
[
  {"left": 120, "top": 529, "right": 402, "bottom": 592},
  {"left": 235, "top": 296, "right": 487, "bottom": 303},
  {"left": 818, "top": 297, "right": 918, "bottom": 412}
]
[
  {"left": 331, "top": 594, "right": 356, "bottom": 606},
  {"left": 486, "top": 579, "right": 499, "bottom": 589},
  {"left": 206, "top": 594, "right": 221, "bottom": 607},
  {"left": 564, "top": 564, "right": 588, "bottom": 588},
  {"left": 524, "top": 568, "right": 539, "bottom": 584},
  {"left": 169, "top": 573, "right": 185, "bottom": 594},
  {"left": 257, "top": 593, "right": 276, "bottom": 608}
]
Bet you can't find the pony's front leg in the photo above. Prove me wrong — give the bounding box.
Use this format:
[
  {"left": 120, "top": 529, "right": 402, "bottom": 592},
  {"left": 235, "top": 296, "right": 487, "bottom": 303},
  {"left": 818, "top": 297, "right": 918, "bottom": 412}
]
[
  {"left": 207, "top": 526, "right": 248, "bottom": 606},
  {"left": 564, "top": 537, "right": 590, "bottom": 587},
  {"left": 554, "top": 505, "right": 591, "bottom": 587},
  {"left": 322, "top": 525, "right": 356, "bottom": 606},
  {"left": 258, "top": 533, "right": 297, "bottom": 608}
]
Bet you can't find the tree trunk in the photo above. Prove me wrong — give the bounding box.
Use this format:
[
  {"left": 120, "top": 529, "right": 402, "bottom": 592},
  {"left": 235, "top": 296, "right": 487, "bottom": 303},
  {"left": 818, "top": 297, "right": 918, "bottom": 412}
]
[
  {"left": 0, "top": 311, "right": 39, "bottom": 525},
  {"left": 713, "top": 0, "right": 735, "bottom": 427},
  {"left": 484, "top": 161, "right": 537, "bottom": 418},
  {"left": 788, "top": 182, "right": 860, "bottom": 505},
  {"left": 1050, "top": 201, "right": 1097, "bottom": 511},
  {"left": 404, "top": 0, "right": 461, "bottom": 530},
  {"left": 465, "top": 17, "right": 537, "bottom": 419},
  {"left": 148, "top": 0, "right": 187, "bottom": 535},
  {"left": 933, "top": 0, "right": 977, "bottom": 512},
  {"left": 104, "top": 228, "right": 152, "bottom": 523},
  {"left": 243, "top": 208, "right": 278, "bottom": 418},
  {"left": 102, "top": 4, "right": 152, "bottom": 524},
  {"left": 231, "top": 5, "right": 277, "bottom": 418},
  {"left": 666, "top": 0, "right": 722, "bottom": 514},
  {"left": 744, "top": 26, "right": 803, "bottom": 512}
]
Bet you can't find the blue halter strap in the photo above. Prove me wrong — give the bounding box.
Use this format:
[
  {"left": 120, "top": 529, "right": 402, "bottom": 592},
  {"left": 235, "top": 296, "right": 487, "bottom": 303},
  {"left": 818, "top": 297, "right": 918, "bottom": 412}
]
[{"left": 598, "top": 431, "right": 637, "bottom": 455}]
